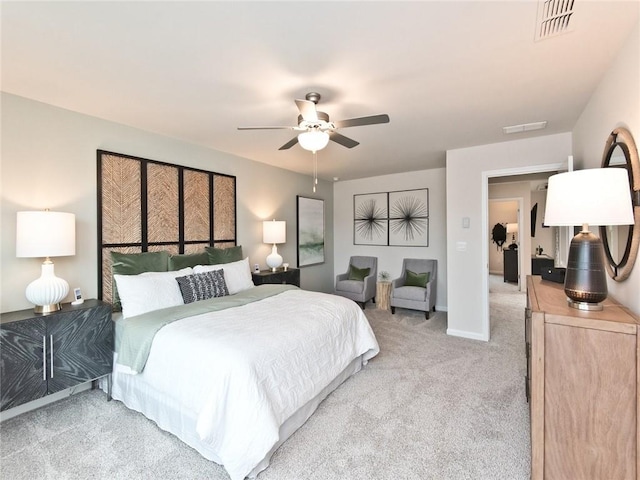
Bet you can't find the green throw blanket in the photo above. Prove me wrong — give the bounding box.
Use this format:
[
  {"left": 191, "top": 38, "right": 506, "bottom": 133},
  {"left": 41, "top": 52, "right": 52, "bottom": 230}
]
[{"left": 115, "top": 284, "right": 297, "bottom": 373}]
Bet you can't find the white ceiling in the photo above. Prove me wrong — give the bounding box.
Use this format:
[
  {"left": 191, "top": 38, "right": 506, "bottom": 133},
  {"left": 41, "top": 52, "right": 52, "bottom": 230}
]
[{"left": 2, "top": 1, "right": 638, "bottom": 181}]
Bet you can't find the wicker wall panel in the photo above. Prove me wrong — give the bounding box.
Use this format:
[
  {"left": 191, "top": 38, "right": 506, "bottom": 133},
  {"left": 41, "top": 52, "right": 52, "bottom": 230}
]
[
  {"left": 214, "top": 175, "right": 236, "bottom": 241},
  {"left": 101, "top": 155, "right": 141, "bottom": 245},
  {"left": 147, "top": 163, "right": 179, "bottom": 243},
  {"left": 185, "top": 243, "right": 209, "bottom": 254},
  {"left": 184, "top": 170, "right": 210, "bottom": 241},
  {"left": 101, "top": 246, "right": 142, "bottom": 305}
]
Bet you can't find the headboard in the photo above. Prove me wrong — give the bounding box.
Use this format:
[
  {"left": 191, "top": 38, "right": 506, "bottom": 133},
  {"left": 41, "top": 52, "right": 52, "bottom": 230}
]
[{"left": 97, "top": 150, "right": 237, "bottom": 304}]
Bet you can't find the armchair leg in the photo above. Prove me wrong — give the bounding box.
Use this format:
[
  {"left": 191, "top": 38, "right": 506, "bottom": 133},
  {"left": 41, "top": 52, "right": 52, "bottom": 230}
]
[
  {"left": 425, "top": 311, "right": 430, "bottom": 319},
  {"left": 372, "top": 297, "right": 376, "bottom": 304},
  {"left": 361, "top": 302, "right": 366, "bottom": 310},
  {"left": 391, "top": 307, "right": 395, "bottom": 314}
]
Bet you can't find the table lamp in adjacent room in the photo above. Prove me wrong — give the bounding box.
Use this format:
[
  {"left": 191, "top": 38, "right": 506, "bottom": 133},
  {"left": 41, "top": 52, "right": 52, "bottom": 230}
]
[
  {"left": 263, "top": 219, "right": 286, "bottom": 272},
  {"left": 544, "top": 169, "right": 633, "bottom": 311},
  {"left": 506, "top": 223, "right": 518, "bottom": 249},
  {"left": 16, "top": 211, "right": 76, "bottom": 313}
]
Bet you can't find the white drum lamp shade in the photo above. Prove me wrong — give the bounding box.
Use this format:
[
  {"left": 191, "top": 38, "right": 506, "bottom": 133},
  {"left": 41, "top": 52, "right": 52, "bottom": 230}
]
[
  {"left": 263, "top": 220, "right": 286, "bottom": 272},
  {"left": 544, "top": 169, "right": 633, "bottom": 310},
  {"left": 506, "top": 222, "right": 518, "bottom": 248},
  {"left": 16, "top": 211, "right": 76, "bottom": 313}
]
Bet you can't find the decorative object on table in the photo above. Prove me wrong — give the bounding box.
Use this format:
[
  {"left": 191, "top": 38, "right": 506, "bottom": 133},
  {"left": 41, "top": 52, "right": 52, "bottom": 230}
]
[
  {"left": 334, "top": 256, "right": 378, "bottom": 309},
  {"left": 390, "top": 258, "right": 437, "bottom": 319},
  {"left": 354, "top": 192, "right": 388, "bottom": 245},
  {"left": 389, "top": 189, "right": 429, "bottom": 246},
  {"left": 263, "top": 220, "right": 286, "bottom": 272},
  {"left": 378, "top": 271, "right": 390, "bottom": 282},
  {"left": 544, "top": 168, "right": 634, "bottom": 311},
  {"left": 16, "top": 210, "right": 76, "bottom": 313},
  {"left": 506, "top": 223, "right": 518, "bottom": 249},
  {"left": 296, "top": 196, "right": 325, "bottom": 267},
  {"left": 491, "top": 223, "right": 507, "bottom": 251},
  {"left": 97, "top": 150, "right": 237, "bottom": 305},
  {"left": 283, "top": 263, "right": 289, "bottom": 271},
  {"left": 600, "top": 126, "right": 640, "bottom": 282}
]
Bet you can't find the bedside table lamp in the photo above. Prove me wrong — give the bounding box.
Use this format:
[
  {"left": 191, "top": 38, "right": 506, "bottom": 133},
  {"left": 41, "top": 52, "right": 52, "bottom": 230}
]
[
  {"left": 16, "top": 211, "right": 76, "bottom": 313},
  {"left": 544, "top": 169, "right": 633, "bottom": 311},
  {"left": 263, "top": 219, "right": 286, "bottom": 272}
]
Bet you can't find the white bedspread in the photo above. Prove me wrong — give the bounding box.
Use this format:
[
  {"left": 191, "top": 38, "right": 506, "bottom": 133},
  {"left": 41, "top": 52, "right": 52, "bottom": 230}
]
[{"left": 113, "top": 288, "right": 379, "bottom": 480}]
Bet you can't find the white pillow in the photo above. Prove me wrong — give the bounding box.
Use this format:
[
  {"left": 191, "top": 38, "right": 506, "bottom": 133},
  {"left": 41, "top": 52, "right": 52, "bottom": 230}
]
[
  {"left": 114, "top": 267, "right": 193, "bottom": 318},
  {"left": 194, "top": 257, "right": 254, "bottom": 295}
]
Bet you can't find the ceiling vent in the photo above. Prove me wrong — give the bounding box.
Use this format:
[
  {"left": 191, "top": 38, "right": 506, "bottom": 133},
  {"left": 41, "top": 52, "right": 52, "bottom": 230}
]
[{"left": 535, "top": 0, "right": 575, "bottom": 41}]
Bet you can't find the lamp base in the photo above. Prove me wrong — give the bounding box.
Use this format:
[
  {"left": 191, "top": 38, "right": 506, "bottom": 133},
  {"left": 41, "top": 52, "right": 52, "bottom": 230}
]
[
  {"left": 25, "top": 260, "right": 69, "bottom": 314},
  {"left": 34, "top": 303, "right": 62, "bottom": 314},
  {"left": 265, "top": 244, "right": 283, "bottom": 272},
  {"left": 564, "top": 230, "right": 607, "bottom": 311}
]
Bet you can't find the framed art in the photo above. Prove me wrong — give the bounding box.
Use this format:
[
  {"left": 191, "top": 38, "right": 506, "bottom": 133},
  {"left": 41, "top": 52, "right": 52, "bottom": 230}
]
[
  {"left": 297, "top": 196, "right": 325, "bottom": 267},
  {"left": 354, "top": 192, "right": 388, "bottom": 245},
  {"left": 388, "top": 188, "right": 429, "bottom": 246}
]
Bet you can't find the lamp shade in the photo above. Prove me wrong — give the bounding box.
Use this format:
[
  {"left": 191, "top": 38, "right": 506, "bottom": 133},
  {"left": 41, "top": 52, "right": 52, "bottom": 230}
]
[
  {"left": 16, "top": 211, "right": 76, "bottom": 258},
  {"left": 544, "top": 169, "right": 634, "bottom": 227},
  {"left": 298, "top": 130, "right": 330, "bottom": 152},
  {"left": 263, "top": 220, "right": 286, "bottom": 244},
  {"left": 506, "top": 223, "right": 518, "bottom": 234}
]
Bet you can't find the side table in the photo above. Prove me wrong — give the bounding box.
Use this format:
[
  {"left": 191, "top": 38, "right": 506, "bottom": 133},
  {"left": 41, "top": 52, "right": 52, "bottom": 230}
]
[
  {"left": 376, "top": 282, "right": 392, "bottom": 310},
  {"left": 252, "top": 267, "right": 300, "bottom": 287}
]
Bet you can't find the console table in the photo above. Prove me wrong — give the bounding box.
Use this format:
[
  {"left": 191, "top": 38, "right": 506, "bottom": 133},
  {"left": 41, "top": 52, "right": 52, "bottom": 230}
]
[
  {"left": 252, "top": 267, "right": 300, "bottom": 287},
  {"left": 526, "top": 276, "right": 639, "bottom": 479}
]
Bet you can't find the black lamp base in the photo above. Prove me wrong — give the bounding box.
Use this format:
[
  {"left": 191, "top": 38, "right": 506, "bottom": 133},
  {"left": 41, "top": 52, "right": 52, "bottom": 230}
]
[{"left": 564, "top": 230, "right": 607, "bottom": 311}]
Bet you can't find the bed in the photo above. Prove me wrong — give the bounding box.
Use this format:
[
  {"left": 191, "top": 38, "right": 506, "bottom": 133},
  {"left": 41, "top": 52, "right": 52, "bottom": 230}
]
[{"left": 107, "top": 260, "right": 379, "bottom": 480}]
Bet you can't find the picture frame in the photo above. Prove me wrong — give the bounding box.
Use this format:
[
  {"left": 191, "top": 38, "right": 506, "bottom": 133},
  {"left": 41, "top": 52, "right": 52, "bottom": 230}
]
[
  {"left": 388, "top": 188, "right": 429, "bottom": 246},
  {"left": 297, "top": 196, "right": 325, "bottom": 267},
  {"left": 354, "top": 192, "right": 388, "bottom": 245}
]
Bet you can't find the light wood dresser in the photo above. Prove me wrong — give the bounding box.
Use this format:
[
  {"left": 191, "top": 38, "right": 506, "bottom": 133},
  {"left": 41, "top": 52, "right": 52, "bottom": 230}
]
[{"left": 526, "top": 275, "right": 640, "bottom": 480}]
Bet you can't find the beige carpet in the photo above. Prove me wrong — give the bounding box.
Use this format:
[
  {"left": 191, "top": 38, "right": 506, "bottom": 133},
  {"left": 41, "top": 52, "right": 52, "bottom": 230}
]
[{"left": 0, "top": 278, "right": 529, "bottom": 479}]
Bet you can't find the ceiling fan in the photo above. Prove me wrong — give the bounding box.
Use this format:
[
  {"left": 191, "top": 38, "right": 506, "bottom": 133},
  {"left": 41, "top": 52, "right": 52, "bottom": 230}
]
[{"left": 237, "top": 92, "right": 390, "bottom": 152}]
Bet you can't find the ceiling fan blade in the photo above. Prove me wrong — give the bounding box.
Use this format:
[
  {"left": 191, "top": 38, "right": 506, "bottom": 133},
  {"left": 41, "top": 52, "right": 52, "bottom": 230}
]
[
  {"left": 329, "top": 131, "right": 360, "bottom": 148},
  {"left": 333, "top": 114, "right": 390, "bottom": 129},
  {"left": 295, "top": 99, "right": 318, "bottom": 122},
  {"left": 237, "top": 126, "right": 297, "bottom": 130},
  {"left": 278, "top": 136, "right": 299, "bottom": 150}
]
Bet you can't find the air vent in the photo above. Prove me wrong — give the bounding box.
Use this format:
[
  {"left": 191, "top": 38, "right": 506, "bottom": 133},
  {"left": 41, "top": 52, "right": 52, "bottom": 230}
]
[{"left": 535, "top": 0, "right": 575, "bottom": 41}]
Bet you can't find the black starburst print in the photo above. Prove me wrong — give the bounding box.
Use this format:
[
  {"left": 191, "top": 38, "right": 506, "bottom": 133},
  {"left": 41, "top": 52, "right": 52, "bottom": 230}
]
[
  {"left": 389, "top": 196, "right": 428, "bottom": 241},
  {"left": 355, "top": 199, "right": 387, "bottom": 240}
]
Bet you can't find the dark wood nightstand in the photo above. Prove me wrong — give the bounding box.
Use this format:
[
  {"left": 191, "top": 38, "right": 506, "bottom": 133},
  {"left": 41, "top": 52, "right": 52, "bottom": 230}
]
[
  {"left": 0, "top": 299, "right": 113, "bottom": 411},
  {"left": 252, "top": 268, "right": 300, "bottom": 287}
]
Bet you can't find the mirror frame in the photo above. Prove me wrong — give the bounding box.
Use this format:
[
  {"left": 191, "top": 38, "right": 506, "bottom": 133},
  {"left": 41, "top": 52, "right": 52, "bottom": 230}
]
[{"left": 600, "top": 127, "right": 640, "bottom": 281}]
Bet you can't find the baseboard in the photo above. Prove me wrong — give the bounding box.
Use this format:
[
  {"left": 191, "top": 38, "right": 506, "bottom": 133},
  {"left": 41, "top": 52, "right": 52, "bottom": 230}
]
[{"left": 446, "top": 328, "right": 489, "bottom": 342}]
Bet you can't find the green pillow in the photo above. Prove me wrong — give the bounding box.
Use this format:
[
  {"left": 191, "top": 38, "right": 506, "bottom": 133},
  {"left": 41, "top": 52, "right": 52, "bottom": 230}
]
[
  {"left": 348, "top": 264, "right": 370, "bottom": 281},
  {"left": 404, "top": 269, "right": 430, "bottom": 288},
  {"left": 168, "top": 251, "right": 209, "bottom": 270},
  {"left": 110, "top": 250, "right": 169, "bottom": 310},
  {"left": 205, "top": 245, "right": 243, "bottom": 264}
]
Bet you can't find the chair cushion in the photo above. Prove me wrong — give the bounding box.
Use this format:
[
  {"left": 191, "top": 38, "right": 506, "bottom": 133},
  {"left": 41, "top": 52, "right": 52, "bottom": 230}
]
[
  {"left": 393, "top": 285, "right": 427, "bottom": 301},
  {"left": 336, "top": 279, "right": 365, "bottom": 294},
  {"left": 348, "top": 264, "right": 370, "bottom": 281},
  {"left": 404, "top": 269, "right": 430, "bottom": 287}
]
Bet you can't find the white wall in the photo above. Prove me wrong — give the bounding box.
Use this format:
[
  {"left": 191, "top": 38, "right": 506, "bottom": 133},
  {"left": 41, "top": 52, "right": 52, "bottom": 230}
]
[
  {"left": 333, "top": 168, "right": 447, "bottom": 311},
  {"left": 572, "top": 21, "right": 640, "bottom": 315},
  {"left": 446, "top": 133, "right": 572, "bottom": 340},
  {"left": 1, "top": 93, "right": 334, "bottom": 313}
]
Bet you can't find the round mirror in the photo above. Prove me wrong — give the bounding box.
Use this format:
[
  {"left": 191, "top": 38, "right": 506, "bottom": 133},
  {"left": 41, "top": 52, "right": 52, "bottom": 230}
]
[{"left": 600, "top": 127, "right": 640, "bottom": 281}]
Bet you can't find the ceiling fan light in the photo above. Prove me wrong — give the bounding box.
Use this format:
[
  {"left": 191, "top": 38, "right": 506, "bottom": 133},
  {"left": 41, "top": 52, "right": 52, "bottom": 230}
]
[{"left": 298, "top": 130, "right": 330, "bottom": 152}]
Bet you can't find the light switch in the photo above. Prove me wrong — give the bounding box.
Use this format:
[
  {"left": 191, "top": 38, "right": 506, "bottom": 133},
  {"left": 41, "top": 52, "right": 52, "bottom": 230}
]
[{"left": 462, "top": 217, "right": 470, "bottom": 228}]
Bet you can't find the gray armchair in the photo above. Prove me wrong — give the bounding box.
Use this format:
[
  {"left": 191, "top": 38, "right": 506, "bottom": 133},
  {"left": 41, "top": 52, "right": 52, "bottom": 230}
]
[
  {"left": 390, "top": 258, "right": 437, "bottom": 319},
  {"left": 334, "top": 256, "right": 378, "bottom": 309}
]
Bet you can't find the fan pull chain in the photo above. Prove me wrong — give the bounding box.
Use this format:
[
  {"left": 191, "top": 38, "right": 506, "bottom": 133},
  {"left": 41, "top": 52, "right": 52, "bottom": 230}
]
[{"left": 312, "top": 151, "right": 318, "bottom": 193}]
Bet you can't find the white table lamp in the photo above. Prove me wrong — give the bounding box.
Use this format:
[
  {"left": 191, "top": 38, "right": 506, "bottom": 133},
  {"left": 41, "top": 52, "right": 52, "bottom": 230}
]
[
  {"left": 263, "top": 219, "right": 286, "bottom": 272},
  {"left": 16, "top": 211, "right": 76, "bottom": 313},
  {"left": 544, "top": 169, "right": 633, "bottom": 310},
  {"left": 506, "top": 222, "right": 518, "bottom": 249}
]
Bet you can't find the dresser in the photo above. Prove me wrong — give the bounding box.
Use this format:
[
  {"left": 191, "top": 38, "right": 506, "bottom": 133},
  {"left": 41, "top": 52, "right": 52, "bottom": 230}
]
[
  {"left": 503, "top": 249, "right": 518, "bottom": 283},
  {"left": 525, "top": 276, "right": 639, "bottom": 479},
  {"left": 0, "top": 300, "right": 113, "bottom": 411},
  {"left": 252, "top": 267, "right": 300, "bottom": 287}
]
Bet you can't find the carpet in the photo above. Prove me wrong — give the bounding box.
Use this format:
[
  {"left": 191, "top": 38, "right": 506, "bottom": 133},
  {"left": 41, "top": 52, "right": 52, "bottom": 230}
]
[{"left": 0, "top": 277, "right": 529, "bottom": 479}]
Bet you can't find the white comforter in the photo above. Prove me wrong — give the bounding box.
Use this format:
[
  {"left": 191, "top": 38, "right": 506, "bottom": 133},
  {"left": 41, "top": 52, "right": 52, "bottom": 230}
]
[{"left": 114, "top": 288, "right": 379, "bottom": 480}]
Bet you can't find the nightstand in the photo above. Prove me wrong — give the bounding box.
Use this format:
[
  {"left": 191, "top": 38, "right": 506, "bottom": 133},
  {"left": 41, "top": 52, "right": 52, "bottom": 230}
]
[
  {"left": 252, "top": 268, "right": 300, "bottom": 287},
  {"left": 0, "top": 299, "right": 113, "bottom": 411}
]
